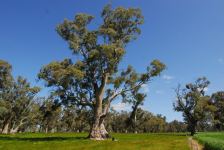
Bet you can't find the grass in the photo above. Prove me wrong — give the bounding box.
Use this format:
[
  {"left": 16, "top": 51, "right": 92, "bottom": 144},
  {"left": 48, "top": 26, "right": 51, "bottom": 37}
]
[
  {"left": 0, "top": 133, "right": 190, "bottom": 150},
  {"left": 194, "top": 132, "right": 224, "bottom": 150}
]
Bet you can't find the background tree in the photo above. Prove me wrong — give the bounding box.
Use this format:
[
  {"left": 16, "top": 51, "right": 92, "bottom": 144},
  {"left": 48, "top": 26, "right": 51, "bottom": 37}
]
[
  {"left": 140, "top": 112, "right": 166, "bottom": 133},
  {"left": 61, "top": 106, "right": 91, "bottom": 132},
  {"left": 0, "top": 60, "right": 40, "bottom": 134},
  {"left": 38, "top": 4, "right": 165, "bottom": 140},
  {"left": 166, "top": 120, "right": 187, "bottom": 132},
  {"left": 104, "top": 108, "right": 169, "bottom": 133},
  {"left": 39, "top": 97, "right": 61, "bottom": 133},
  {"left": 125, "top": 90, "right": 146, "bottom": 133},
  {"left": 60, "top": 105, "right": 79, "bottom": 132},
  {"left": 173, "top": 77, "right": 211, "bottom": 136}
]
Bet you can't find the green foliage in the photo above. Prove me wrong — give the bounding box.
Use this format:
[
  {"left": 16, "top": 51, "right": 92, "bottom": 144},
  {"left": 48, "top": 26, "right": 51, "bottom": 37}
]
[
  {"left": 0, "top": 60, "right": 13, "bottom": 89},
  {"left": 0, "top": 133, "right": 190, "bottom": 150},
  {"left": 105, "top": 109, "right": 184, "bottom": 133},
  {"left": 61, "top": 106, "right": 91, "bottom": 132},
  {"left": 39, "top": 4, "right": 165, "bottom": 108}
]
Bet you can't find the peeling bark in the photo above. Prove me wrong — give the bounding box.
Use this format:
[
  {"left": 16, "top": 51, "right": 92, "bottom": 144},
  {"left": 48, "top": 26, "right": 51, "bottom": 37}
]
[
  {"left": 89, "top": 74, "right": 110, "bottom": 140},
  {"left": 2, "top": 122, "right": 9, "bottom": 134},
  {"left": 89, "top": 117, "right": 109, "bottom": 140}
]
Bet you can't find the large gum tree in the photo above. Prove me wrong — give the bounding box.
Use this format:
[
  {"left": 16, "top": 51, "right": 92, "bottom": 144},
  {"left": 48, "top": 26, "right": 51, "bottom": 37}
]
[{"left": 38, "top": 5, "right": 165, "bottom": 140}]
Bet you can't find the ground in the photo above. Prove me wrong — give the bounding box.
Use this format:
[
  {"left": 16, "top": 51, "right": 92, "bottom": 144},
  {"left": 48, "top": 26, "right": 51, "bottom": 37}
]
[
  {"left": 0, "top": 133, "right": 190, "bottom": 150},
  {"left": 188, "top": 137, "right": 203, "bottom": 150}
]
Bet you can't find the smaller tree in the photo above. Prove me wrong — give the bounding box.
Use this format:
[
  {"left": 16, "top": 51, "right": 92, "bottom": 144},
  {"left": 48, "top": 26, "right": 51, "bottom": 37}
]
[
  {"left": 210, "top": 91, "right": 224, "bottom": 130},
  {"left": 0, "top": 60, "right": 40, "bottom": 134},
  {"left": 173, "top": 77, "right": 211, "bottom": 136},
  {"left": 125, "top": 86, "right": 146, "bottom": 133}
]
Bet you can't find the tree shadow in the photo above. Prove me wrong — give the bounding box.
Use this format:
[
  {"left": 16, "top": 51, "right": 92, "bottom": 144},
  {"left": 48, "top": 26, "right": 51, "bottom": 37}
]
[
  {"left": 152, "top": 133, "right": 190, "bottom": 137},
  {"left": 0, "top": 136, "right": 87, "bottom": 142}
]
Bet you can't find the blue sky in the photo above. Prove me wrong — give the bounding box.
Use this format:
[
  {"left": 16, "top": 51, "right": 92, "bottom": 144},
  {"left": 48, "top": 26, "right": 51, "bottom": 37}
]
[{"left": 1, "top": 0, "right": 224, "bottom": 122}]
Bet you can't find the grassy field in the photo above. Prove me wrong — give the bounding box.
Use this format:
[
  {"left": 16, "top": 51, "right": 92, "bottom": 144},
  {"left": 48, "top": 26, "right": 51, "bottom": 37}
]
[
  {"left": 194, "top": 132, "right": 224, "bottom": 150},
  {"left": 0, "top": 133, "right": 190, "bottom": 150}
]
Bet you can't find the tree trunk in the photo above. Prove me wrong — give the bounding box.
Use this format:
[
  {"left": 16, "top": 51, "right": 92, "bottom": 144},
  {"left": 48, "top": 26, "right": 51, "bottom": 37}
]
[
  {"left": 190, "top": 126, "right": 196, "bottom": 136},
  {"left": 2, "top": 122, "right": 9, "bottom": 134},
  {"left": 89, "top": 74, "right": 110, "bottom": 140},
  {"left": 89, "top": 116, "right": 109, "bottom": 140},
  {"left": 189, "top": 122, "right": 196, "bottom": 136}
]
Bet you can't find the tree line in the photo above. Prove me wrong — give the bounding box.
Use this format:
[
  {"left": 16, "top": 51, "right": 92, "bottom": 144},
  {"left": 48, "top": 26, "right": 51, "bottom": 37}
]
[
  {"left": 0, "top": 61, "right": 223, "bottom": 136},
  {"left": 0, "top": 4, "right": 223, "bottom": 139}
]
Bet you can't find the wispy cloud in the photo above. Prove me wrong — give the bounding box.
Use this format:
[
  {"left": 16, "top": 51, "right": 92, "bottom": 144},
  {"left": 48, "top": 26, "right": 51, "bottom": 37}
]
[
  {"left": 197, "top": 87, "right": 209, "bottom": 92},
  {"left": 161, "top": 75, "right": 175, "bottom": 84},
  {"left": 162, "top": 75, "right": 174, "bottom": 81},
  {"left": 204, "top": 87, "right": 209, "bottom": 92},
  {"left": 141, "top": 84, "right": 149, "bottom": 93},
  {"left": 112, "top": 102, "right": 130, "bottom": 111},
  {"left": 155, "top": 90, "right": 164, "bottom": 95},
  {"left": 218, "top": 58, "right": 224, "bottom": 64}
]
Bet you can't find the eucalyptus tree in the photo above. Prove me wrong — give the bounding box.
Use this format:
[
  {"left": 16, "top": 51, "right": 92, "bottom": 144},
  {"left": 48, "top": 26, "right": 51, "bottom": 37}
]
[
  {"left": 38, "top": 5, "right": 165, "bottom": 140},
  {"left": 173, "top": 77, "right": 211, "bottom": 136},
  {"left": 126, "top": 91, "right": 146, "bottom": 133},
  {"left": 0, "top": 60, "right": 13, "bottom": 133},
  {"left": 0, "top": 60, "right": 40, "bottom": 134}
]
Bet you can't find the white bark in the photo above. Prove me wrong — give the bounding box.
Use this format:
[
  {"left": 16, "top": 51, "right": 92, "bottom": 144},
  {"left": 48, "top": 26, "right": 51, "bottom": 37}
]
[{"left": 2, "top": 123, "right": 9, "bottom": 134}]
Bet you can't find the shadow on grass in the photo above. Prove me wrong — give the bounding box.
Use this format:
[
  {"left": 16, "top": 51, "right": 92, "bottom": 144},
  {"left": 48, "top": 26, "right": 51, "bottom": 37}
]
[
  {"left": 0, "top": 136, "right": 87, "bottom": 142},
  {"left": 152, "top": 133, "right": 190, "bottom": 137}
]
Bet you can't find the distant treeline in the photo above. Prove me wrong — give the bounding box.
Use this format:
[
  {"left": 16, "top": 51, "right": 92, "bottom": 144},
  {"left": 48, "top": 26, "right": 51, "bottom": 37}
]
[
  {"left": 0, "top": 95, "right": 222, "bottom": 134},
  {"left": 0, "top": 98, "right": 187, "bottom": 134}
]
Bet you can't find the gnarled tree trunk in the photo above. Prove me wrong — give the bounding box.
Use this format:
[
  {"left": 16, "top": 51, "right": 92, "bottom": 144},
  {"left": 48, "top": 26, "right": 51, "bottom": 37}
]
[
  {"left": 89, "top": 74, "right": 110, "bottom": 140},
  {"left": 89, "top": 115, "right": 109, "bottom": 140},
  {"left": 10, "top": 127, "right": 19, "bottom": 134}
]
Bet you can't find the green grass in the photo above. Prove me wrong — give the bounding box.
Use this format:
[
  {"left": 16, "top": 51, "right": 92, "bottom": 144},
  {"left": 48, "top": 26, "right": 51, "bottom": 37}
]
[
  {"left": 194, "top": 132, "right": 224, "bottom": 150},
  {"left": 0, "top": 133, "right": 190, "bottom": 150}
]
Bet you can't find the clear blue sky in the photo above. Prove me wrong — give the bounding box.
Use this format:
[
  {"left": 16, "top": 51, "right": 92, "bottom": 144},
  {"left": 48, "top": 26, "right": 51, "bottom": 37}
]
[{"left": 1, "top": 0, "right": 224, "bottom": 122}]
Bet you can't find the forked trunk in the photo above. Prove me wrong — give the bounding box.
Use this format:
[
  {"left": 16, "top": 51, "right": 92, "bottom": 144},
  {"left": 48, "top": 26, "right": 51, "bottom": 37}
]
[
  {"left": 188, "top": 121, "right": 197, "bottom": 136},
  {"left": 89, "top": 74, "right": 110, "bottom": 140},
  {"left": 89, "top": 118, "right": 109, "bottom": 140},
  {"left": 10, "top": 127, "right": 19, "bottom": 134}
]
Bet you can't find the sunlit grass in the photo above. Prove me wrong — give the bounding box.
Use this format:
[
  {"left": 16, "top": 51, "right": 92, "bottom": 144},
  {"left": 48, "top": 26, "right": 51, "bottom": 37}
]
[
  {"left": 194, "top": 132, "right": 224, "bottom": 150},
  {"left": 0, "top": 133, "right": 190, "bottom": 150}
]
